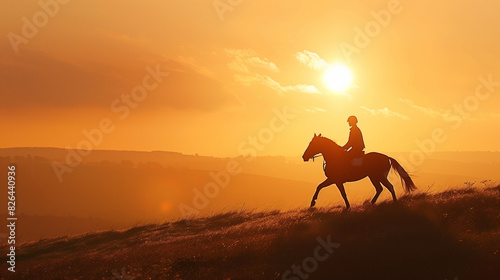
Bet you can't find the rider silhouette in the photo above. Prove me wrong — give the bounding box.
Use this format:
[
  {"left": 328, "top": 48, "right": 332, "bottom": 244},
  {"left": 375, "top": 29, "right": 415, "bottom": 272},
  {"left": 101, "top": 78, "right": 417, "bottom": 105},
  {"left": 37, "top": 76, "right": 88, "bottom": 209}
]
[{"left": 342, "top": 115, "right": 365, "bottom": 157}]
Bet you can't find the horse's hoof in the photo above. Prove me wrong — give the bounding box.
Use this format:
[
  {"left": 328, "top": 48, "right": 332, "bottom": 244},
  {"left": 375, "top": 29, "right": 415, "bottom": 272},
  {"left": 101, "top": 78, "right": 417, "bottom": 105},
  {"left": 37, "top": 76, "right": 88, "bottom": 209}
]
[{"left": 310, "top": 201, "right": 316, "bottom": 207}]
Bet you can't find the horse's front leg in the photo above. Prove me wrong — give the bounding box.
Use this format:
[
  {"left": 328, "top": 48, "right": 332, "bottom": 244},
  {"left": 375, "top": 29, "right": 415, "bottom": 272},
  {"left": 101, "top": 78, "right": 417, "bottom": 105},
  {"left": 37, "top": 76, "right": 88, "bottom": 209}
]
[
  {"left": 310, "top": 178, "right": 334, "bottom": 207},
  {"left": 336, "top": 183, "right": 350, "bottom": 210}
]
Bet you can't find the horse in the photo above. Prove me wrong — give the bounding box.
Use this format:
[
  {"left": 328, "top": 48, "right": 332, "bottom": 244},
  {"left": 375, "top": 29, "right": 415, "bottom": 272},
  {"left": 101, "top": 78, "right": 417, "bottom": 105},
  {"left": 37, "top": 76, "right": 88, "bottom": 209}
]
[{"left": 302, "top": 133, "right": 416, "bottom": 209}]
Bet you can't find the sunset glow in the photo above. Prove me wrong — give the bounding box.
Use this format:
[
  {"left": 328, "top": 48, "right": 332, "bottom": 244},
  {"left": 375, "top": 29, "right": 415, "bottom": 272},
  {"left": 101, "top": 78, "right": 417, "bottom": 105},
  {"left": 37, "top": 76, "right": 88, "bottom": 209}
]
[
  {"left": 1, "top": 1, "right": 499, "bottom": 156},
  {"left": 2, "top": 1, "right": 500, "bottom": 278},
  {"left": 324, "top": 64, "right": 353, "bottom": 92}
]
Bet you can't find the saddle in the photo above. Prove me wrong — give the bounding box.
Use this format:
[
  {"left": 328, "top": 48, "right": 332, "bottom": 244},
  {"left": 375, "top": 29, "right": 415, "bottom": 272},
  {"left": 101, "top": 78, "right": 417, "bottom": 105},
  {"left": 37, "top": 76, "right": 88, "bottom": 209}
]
[{"left": 345, "top": 150, "right": 365, "bottom": 167}]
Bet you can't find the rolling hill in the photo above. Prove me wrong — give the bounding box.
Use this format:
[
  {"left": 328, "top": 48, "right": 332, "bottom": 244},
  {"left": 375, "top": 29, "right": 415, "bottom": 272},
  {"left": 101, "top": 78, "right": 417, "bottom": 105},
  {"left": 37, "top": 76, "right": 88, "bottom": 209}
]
[
  {"left": 1, "top": 185, "right": 498, "bottom": 280},
  {"left": 1, "top": 148, "right": 499, "bottom": 244}
]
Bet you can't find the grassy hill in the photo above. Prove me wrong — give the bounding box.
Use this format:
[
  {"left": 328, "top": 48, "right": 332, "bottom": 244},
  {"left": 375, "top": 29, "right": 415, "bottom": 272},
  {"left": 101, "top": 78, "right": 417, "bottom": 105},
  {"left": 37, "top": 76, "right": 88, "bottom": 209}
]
[
  {"left": 2, "top": 149, "right": 500, "bottom": 245},
  {"left": 1, "top": 185, "right": 499, "bottom": 280}
]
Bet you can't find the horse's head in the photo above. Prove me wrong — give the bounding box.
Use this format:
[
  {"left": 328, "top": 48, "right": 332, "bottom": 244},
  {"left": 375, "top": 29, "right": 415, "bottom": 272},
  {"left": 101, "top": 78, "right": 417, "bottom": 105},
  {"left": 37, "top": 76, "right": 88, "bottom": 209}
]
[{"left": 302, "top": 133, "right": 322, "bottom": 162}]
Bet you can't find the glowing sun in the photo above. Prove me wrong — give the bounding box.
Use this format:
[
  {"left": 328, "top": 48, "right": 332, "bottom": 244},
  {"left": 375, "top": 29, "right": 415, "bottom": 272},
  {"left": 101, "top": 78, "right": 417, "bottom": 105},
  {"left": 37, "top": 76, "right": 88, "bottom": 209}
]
[{"left": 324, "top": 64, "right": 353, "bottom": 92}]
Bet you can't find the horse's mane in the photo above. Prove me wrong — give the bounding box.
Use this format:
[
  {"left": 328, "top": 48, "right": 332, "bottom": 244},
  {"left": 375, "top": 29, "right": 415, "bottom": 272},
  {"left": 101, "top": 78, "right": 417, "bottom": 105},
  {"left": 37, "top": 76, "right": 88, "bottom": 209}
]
[{"left": 317, "top": 136, "right": 342, "bottom": 150}]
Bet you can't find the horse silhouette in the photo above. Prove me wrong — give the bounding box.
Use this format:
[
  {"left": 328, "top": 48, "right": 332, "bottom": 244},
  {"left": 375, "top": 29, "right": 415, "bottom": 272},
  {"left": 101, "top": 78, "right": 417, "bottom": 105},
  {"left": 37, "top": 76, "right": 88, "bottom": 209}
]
[{"left": 302, "top": 133, "right": 416, "bottom": 209}]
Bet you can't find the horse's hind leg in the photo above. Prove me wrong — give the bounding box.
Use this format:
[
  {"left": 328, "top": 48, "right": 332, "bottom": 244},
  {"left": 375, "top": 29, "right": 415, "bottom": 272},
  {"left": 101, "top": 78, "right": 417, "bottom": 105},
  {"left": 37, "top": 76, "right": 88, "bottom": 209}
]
[
  {"left": 310, "top": 178, "right": 334, "bottom": 207},
  {"left": 381, "top": 178, "right": 397, "bottom": 201},
  {"left": 368, "top": 176, "right": 383, "bottom": 204}
]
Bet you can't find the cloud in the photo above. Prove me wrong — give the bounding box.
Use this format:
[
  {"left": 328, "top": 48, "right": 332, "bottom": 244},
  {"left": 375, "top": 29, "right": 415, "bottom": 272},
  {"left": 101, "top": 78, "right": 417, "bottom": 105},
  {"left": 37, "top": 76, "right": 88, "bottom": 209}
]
[
  {"left": 360, "top": 106, "right": 409, "bottom": 120},
  {"left": 0, "top": 48, "right": 129, "bottom": 108},
  {"left": 175, "top": 56, "right": 217, "bottom": 78},
  {"left": 225, "top": 48, "right": 279, "bottom": 73},
  {"left": 399, "top": 98, "right": 446, "bottom": 118},
  {"left": 228, "top": 57, "right": 250, "bottom": 73},
  {"left": 157, "top": 59, "right": 237, "bottom": 111},
  {"left": 304, "top": 106, "right": 327, "bottom": 113},
  {"left": 226, "top": 48, "right": 325, "bottom": 96},
  {"left": 224, "top": 49, "right": 258, "bottom": 58},
  {"left": 234, "top": 74, "right": 320, "bottom": 95},
  {"left": 245, "top": 57, "right": 279, "bottom": 72},
  {"left": 296, "top": 50, "right": 329, "bottom": 70},
  {"left": 0, "top": 32, "right": 236, "bottom": 111}
]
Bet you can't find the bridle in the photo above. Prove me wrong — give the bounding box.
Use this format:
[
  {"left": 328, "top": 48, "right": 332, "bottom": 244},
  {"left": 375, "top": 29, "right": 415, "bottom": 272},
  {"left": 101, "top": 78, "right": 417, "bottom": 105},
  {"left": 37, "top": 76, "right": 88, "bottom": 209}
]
[
  {"left": 310, "top": 154, "right": 326, "bottom": 171},
  {"left": 311, "top": 154, "right": 323, "bottom": 162}
]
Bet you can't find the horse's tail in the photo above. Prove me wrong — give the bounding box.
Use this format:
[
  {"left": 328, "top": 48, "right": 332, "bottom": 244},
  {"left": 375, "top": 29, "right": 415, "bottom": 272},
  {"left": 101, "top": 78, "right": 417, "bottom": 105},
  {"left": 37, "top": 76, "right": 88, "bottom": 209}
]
[{"left": 389, "top": 157, "right": 417, "bottom": 193}]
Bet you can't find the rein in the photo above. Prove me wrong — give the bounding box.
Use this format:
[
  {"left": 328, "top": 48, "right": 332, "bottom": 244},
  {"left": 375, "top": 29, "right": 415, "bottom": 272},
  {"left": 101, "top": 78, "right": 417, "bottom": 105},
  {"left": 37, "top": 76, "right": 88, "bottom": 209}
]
[
  {"left": 311, "top": 154, "right": 323, "bottom": 162},
  {"left": 311, "top": 154, "right": 326, "bottom": 171}
]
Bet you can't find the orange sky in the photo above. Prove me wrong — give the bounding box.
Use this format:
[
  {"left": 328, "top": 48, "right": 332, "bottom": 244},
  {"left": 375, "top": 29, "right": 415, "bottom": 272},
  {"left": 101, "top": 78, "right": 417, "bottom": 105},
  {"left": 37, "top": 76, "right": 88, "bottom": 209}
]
[{"left": 1, "top": 0, "right": 499, "bottom": 156}]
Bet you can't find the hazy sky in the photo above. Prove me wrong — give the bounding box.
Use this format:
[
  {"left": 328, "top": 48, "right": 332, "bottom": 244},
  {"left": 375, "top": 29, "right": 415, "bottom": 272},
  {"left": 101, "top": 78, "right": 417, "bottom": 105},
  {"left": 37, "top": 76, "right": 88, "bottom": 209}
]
[{"left": 1, "top": 0, "right": 499, "bottom": 156}]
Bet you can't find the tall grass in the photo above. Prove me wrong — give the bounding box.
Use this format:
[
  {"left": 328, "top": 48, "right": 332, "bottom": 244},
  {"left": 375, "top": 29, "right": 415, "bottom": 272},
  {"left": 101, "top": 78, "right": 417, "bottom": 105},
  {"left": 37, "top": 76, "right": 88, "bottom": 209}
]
[{"left": 1, "top": 186, "right": 498, "bottom": 280}]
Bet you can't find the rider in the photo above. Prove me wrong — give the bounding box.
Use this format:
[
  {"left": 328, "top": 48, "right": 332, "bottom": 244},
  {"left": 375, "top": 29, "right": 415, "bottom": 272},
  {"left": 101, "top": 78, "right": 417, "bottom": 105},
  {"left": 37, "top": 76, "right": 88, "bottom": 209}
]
[{"left": 342, "top": 115, "right": 365, "bottom": 157}]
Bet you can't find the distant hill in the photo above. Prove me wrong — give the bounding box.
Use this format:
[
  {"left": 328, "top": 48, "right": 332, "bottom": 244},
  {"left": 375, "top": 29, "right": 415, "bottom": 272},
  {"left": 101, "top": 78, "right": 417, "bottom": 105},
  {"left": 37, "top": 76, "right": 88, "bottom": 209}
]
[
  {"left": 1, "top": 147, "right": 499, "bottom": 182},
  {"left": 2, "top": 186, "right": 498, "bottom": 280},
  {"left": 0, "top": 147, "right": 499, "bottom": 243}
]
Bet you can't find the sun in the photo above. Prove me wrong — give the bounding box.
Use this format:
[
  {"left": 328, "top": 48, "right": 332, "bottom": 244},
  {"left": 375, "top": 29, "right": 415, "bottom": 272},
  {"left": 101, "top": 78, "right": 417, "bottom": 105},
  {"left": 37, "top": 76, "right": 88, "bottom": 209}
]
[{"left": 323, "top": 64, "right": 353, "bottom": 92}]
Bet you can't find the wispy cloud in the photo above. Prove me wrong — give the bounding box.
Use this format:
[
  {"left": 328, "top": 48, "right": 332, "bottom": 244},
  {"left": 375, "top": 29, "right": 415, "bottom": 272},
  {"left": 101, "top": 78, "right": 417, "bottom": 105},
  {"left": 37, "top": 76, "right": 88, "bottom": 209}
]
[
  {"left": 227, "top": 57, "right": 250, "bottom": 73},
  {"left": 227, "top": 48, "right": 322, "bottom": 96},
  {"left": 225, "top": 48, "right": 279, "bottom": 73},
  {"left": 224, "top": 48, "right": 257, "bottom": 58},
  {"left": 176, "top": 55, "right": 217, "bottom": 78},
  {"left": 361, "top": 106, "right": 409, "bottom": 120},
  {"left": 296, "top": 50, "right": 329, "bottom": 70},
  {"left": 235, "top": 74, "right": 320, "bottom": 95},
  {"left": 304, "top": 106, "right": 328, "bottom": 113},
  {"left": 245, "top": 57, "right": 279, "bottom": 72},
  {"left": 399, "top": 98, "right": 446, "bottom": 118}
]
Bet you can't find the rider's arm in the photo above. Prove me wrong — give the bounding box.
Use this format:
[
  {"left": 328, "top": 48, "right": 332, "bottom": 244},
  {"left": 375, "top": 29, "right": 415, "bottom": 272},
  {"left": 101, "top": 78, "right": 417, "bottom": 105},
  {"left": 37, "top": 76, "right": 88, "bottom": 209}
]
[{"left": 343, "top": 130, "right": 353, "bottom": 149}]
